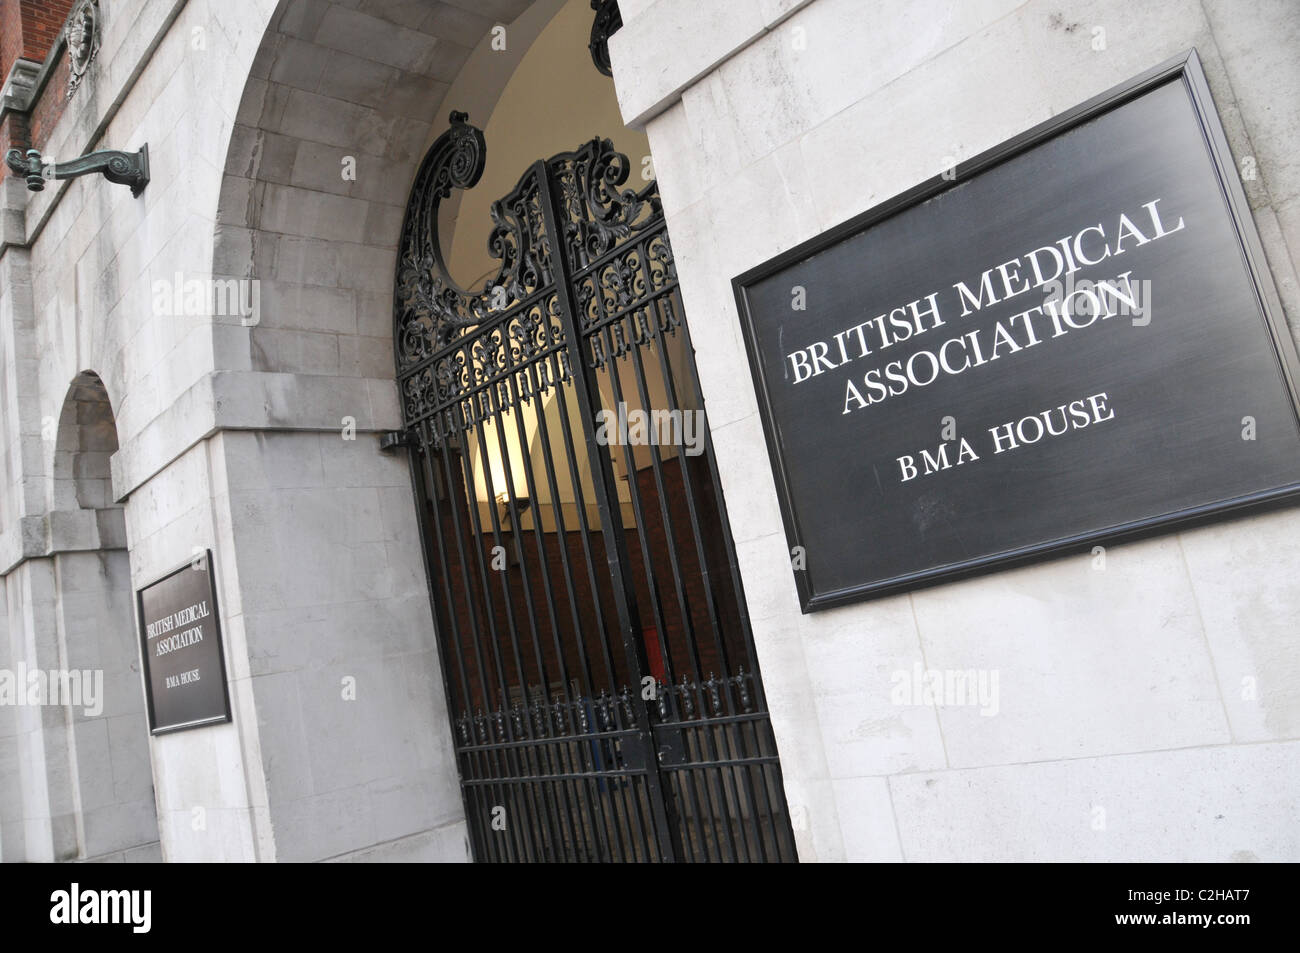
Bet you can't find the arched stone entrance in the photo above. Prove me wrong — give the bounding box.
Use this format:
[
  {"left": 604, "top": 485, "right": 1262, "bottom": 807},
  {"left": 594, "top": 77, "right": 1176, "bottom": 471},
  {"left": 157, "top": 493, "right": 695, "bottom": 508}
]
[
  {"left": 49, "top": 372, "right": 160, "bottom": 861},
  {"left": 202, "top": 0, "right": 542, "bottom": 863},
  {"left": 199, "top": 0, "right": 796, "bottom": 861},
  {"left": 0, "top": 372, "right": 160, "bottom": 862}
]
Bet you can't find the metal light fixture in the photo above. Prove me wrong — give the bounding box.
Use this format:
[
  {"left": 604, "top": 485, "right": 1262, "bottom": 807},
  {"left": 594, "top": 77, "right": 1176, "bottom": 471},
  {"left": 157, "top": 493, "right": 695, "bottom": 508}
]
[{"left": 5, "top": 144, "right": 149, "bottom": 197}]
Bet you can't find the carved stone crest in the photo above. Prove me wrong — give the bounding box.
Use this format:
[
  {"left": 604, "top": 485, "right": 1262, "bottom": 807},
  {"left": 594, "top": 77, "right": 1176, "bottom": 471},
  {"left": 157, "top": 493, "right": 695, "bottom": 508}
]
[{"left": 66, "top": 0, "right": 102, "bottom": 99}]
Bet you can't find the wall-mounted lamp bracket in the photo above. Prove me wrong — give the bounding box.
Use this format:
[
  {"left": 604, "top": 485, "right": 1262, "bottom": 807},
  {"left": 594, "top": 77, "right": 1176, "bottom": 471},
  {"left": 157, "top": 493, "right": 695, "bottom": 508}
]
[{"left": 5, "top": 144, "right": 149, "bottom": 197}]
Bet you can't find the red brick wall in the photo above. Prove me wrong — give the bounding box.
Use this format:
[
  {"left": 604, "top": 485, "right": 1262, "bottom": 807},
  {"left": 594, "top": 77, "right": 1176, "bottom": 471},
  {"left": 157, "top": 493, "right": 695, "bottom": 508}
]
[
  {"left": 0, "top": 109, "right": 27, "bottom": 160},
  {"left": 1, "top": 0, "right": 76, "bottom": 155},
  {"left": 27, "top": 48, "right": 69, "bottom": 146},
  {"left": 1, "top": 1, "right": 25, "bottom": 85},
  {"left": 1, "top": 0, "right": 73, "bottom": 84},
  {"left": 16, "top": 0, "right": 75, "bottom": 61}
]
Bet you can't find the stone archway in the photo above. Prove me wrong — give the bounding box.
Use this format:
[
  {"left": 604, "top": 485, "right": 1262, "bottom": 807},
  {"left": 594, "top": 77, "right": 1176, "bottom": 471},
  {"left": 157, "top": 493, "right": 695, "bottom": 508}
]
[
  {"left": 200, "top": 0, "right": 542, "bottom": 863},
  {"left": 43, "top": 371, "right": 160, "bottom": 862}
]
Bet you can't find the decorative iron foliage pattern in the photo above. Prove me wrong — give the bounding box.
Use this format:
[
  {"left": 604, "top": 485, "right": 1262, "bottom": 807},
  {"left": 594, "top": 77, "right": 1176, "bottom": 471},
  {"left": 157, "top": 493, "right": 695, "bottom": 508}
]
[{"left": 395, "top": 116, "right": 673, "bottom": 441}]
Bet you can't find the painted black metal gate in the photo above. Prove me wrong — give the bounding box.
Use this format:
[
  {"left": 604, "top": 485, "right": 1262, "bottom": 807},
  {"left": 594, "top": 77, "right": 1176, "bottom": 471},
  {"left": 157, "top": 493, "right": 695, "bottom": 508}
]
[{"left": 393, "top": 113, "right": 797, "bottom": 862}]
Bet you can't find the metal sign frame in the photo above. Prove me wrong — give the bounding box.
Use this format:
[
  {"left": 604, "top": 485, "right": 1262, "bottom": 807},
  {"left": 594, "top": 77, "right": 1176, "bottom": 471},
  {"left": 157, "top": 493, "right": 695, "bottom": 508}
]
[
  {"left": 136, "top": 550, "right": 232, "bottom": 734},
  {"left": 732, "top": 49, "right": 1300, "bottom": 612}
]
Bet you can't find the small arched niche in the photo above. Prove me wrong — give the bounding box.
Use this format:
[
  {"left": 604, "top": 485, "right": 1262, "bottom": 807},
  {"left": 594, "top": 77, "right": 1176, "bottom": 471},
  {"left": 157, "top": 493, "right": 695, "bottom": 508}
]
[{"left": 46, "top": 371, "right": 160, "bottom": 862}]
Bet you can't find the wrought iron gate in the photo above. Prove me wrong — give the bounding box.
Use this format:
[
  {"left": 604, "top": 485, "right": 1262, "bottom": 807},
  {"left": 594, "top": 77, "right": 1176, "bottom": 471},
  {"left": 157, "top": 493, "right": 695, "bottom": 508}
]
[{"left": 394, "top": 113, "right": 798, "bottom": 862}]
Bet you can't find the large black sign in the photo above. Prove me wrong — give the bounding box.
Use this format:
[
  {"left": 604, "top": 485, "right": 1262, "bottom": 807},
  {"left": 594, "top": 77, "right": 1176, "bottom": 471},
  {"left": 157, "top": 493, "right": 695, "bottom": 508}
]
[
  {"left": 137, "top": 552, "right": 231, "bottom": 733},
  {"left": 734, "top": 51, "right": 1300, "bottom": 611}
]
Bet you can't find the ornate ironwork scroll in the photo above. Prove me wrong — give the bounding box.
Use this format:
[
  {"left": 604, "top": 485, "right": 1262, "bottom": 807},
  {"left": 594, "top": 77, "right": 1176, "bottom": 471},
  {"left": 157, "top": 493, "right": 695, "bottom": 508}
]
[
  {"left": 588, "top": 0, "right": 623, "bottom": 77},
  {"left": 394, "top": 113, "right": 663, "bottom": 445}
]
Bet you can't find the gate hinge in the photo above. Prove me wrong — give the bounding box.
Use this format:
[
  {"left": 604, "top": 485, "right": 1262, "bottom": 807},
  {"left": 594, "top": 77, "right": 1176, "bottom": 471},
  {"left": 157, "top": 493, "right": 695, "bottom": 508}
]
[{"left": 378, "top": 430, "right": 414, "bottom": 453}]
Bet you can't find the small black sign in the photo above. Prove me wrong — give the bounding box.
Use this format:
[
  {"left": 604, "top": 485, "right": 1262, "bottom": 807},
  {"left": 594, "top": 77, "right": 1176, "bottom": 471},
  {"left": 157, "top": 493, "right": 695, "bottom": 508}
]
[
  {"left": 733, "top": 51, "right": 1300, "bottom": 611},
  {"left": 137, "top": 552, "right": 231, "bottom": 733}
]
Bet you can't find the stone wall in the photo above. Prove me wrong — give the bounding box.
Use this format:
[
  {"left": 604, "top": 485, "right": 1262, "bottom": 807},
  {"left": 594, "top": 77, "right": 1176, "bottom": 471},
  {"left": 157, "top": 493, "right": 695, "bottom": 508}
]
[
  {"left": 610, "top": 0, "right": 1300, "bottom": 861},
  {"left": 4, "top": 0, "right": 1292, "bottom": 865},
  {"left": 0, "top": 0, "right": 536, "bottom": 863}
]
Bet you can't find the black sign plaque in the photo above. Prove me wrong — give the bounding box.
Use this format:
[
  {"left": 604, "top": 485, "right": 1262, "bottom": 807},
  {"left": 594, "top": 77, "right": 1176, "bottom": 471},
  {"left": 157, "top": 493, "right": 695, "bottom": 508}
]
[
  {"left": 137, "top": 551, "right": 232, "bottom": 733},
  {"left": 733, "top": 51, "right": 1300, "bottom": 611}
]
